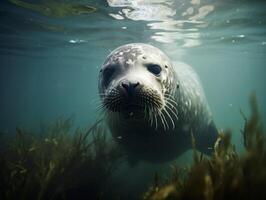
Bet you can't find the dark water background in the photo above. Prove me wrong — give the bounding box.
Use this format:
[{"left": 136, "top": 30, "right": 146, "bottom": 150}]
[{"left": 0, "top": 0, "right": 266, "bottom": 197}]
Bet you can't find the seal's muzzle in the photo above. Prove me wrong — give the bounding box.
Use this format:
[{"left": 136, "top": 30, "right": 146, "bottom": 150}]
[{"left": 120, "top": 80, "right": 141, "bottom": 98}]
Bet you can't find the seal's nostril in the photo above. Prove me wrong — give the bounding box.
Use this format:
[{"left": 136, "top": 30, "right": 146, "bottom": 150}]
[
  {"left": 121, "top": 81, "right": 140, "bottom": 95},
  {"left": 121, "top": 82, "right": 130, "bottom": 90},
  {"left": 133, "top": 82, "right": 140, "bottom": 88}
]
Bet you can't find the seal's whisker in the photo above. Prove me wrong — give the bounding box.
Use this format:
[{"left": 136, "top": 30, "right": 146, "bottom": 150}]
[
  {"left": 105, "top": 110, "right": 115, "bottom": 129},
  {"left": 164, "top": 92, "right": 176, "bottom": 97},
  {"left": 104, "top": 100, "right": 117, "bottom": 112},
  {"left": 164, "top": 92, "right": 175, "bottom": 96},
  {"left": 103, "top": 94, "right": 122, "bottom": 111},
  {"left": 164, "top": 98, "right": 178, "bottom": 108},
  {"left": 165, "top": 100, "right": 179, "bottom": 116},
  {"left": 94, "top": 102, "right": 104, "bottom": 111},
  {"left": 108, "top": 92, "right": 119, "bottom": 97},
  {"left": 164, "top": 96, "right": 178, "bottom": 106},
  {"left": 95, "top": 104, "right": 105, "bottom": 112},
  {"left": 90, "top": 97, "right": 102, "bottom": 104},
  {"left": 152, "top": 100, "right": 162, "bottom": 110},
  {"left": 144, "top": 105, "right": 149, "bottom": 124},
  {"left": 159, "top": 110, "right": 168, "bottom": 131},
  {"left": 164, "top": 92, "right": 176, "bottom": 98},
  {"left": 161, "top": 110, "right": 170, "bottom": 130},
  {"left": 148, "top": 107, "right": 153, "bottom": 128},
  {"left": 90, "top": 97, "right": 105, "bottom": 112},
  {"left": 150, "top": 107, "right": 158, "bottom": 131},
  {"left": 104, "top": 95, "right": 121, "bottom": 104},
  {"left": 95, "top": 98, "right": 110, "bottom": 111},
  {"left": 164, "top": 100, "right": 177, "bottom": 111},
  {"left": 109, "top": 98, "right": 122, "bottom": 111},
  {"left": 162, "top": 107, "right": 175, "bottom": 130},
  {"left": 158, "top": 112, "right": 166, "bottom": 131},
  {"left": 96, "top": 108, "right": 107, "bottom": 119},
  {"left": 154, "top": 110, "right": 158, "bottom": 131},
  {"left": 98, "top": 93, "right": 107, "bottom": 99},
  {"left": 164, "top": 93, "right": 179, "bottom": 129},
  {"left": 98, "top": 92, "right": 105, "bottom": 96},
  {"left": 164, "top": 103, "right": 179, "bottom": 123}
]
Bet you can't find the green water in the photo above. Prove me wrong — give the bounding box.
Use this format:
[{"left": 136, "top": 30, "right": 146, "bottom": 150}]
[{"left": 0, "top": 0, "right": 265, "bottom": 197}]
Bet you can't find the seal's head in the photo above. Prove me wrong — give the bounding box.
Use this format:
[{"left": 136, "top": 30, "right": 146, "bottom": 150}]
[{"left": 98, "top": 43, "right": 178, "bottom": 128}]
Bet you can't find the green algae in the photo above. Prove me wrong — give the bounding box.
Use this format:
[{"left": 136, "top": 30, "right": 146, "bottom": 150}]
[
  {"left": 9, "top": 0, "right": 97, "bottom": 18},
  {"left": 0, "top": 95, "right": 265, "bottom": 199},
  {"left": 143, "top": 94, "right": 266, "bottom": 200},
  {"left": 0, "top": 118, "right": 123, "bottom": 200}
]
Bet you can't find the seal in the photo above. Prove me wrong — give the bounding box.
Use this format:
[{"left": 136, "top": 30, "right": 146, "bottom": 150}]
[{"left": 98, "top": 43, "right": 218, "bottom": 163}]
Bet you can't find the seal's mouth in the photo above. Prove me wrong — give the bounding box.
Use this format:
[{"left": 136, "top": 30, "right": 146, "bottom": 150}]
[
  {"left": 102, "top": 87, "right": 180, "bottom": 130},
  {"left": 121, "top": 104, "right": 145, "bottom": 118},
  {"left": 102, "top": 86, "right": 163, "bottom": 119},
  {"left": 123, "top": 104, "right": 143, "bottom": 111}
]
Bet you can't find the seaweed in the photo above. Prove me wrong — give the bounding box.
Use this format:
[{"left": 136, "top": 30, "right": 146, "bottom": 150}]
[
  {"left": 0, "top": 118, "right": 124, "bottom": 200},
  {"left": 143, "top": 94, "right": 266, "bottom": 200},
  {"left": 1, "top": 95, "right": 265, "bottom": 200},
  {"left": 8, "top": 0, "right": 97, "bottom": 18}
]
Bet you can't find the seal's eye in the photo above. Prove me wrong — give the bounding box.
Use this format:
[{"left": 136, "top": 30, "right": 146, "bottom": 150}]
[
  {"left": 147, "top": 64, "right": 162, "bottom": 76},
  {"left": 102, "top": 67, "right": 116, "bottom": 86},
  {"left": 103, "top": 67, "right": 115, "bottom": 77}
]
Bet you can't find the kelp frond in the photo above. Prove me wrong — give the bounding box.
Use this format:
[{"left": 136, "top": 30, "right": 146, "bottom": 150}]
[
  {"left": 0, "top": 118, "right": 123, "bottom": 200},
  {"left": 143, "top": 94, "right": 266, "bottom": 200}
]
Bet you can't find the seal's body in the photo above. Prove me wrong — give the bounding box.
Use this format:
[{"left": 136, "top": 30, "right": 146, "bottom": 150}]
[{"left": 98, "top": 43, "right": 218, "bottom": 163}]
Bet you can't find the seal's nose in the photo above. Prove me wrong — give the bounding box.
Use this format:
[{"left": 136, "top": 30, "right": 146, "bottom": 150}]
[{"left": 121, "top": 80, "right": 140, "bottom": 96}]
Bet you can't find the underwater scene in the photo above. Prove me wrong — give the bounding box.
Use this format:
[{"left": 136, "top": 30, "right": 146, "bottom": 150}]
[{"left": 0, "top": 0, "right": 266, "bottom": 199}]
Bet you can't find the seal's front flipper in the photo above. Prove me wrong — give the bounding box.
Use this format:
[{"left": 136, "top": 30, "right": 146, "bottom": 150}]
[
  {"left": 197, "top": 121, "right": 219, "bottom": 156},
  {"left": 127, "top": 156, "right": 139, "bottom": 167}
]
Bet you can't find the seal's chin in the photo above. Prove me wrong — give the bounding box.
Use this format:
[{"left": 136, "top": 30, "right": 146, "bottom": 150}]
[{"left": 121, "top": 104, "right": 145, "bottom": 119}]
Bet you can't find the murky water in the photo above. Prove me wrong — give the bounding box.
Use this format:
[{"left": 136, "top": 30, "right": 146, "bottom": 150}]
[{"left": 0, "top": 0, "right": 266, "bottom": 195}]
